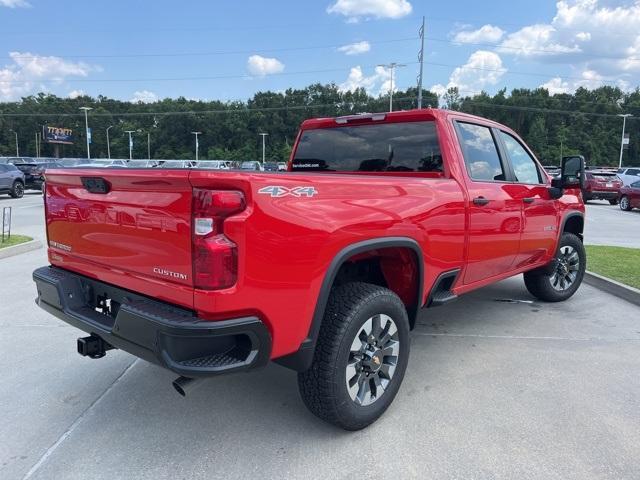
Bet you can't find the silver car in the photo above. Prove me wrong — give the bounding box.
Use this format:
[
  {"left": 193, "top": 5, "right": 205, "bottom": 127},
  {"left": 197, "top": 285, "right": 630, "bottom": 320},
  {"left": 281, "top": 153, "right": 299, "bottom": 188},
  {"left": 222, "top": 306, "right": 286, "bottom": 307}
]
[{"left": 0, "top": 163, "right": 25, "bottom": 198}]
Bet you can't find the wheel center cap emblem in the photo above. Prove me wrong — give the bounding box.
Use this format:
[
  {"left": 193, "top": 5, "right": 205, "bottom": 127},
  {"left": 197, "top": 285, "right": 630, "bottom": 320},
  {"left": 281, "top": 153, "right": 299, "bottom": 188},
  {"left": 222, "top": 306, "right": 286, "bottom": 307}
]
[{"left": 372, "top": 355, "right": 381, "bottom": 366}]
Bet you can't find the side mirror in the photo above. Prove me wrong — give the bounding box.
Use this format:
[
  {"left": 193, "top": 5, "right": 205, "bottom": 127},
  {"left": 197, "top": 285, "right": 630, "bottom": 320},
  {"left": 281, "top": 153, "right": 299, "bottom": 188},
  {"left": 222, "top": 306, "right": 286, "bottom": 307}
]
[{"left": 560, "top": 155, "right": 585, "bottom": 189}]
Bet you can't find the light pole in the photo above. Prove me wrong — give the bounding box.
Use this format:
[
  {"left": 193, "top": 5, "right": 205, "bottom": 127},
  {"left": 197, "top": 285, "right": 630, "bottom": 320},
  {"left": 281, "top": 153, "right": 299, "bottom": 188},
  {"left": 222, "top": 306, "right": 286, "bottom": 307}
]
[
  {"left": 147, "top": 132, "right": 151, "bottom": 160},
  {"left": 378, "top": 62, "right": 406, "bottom": 112},
  {"left": 191, "top": 131, "right": 201, "bottom": 161},
  {"left": 618, "top": 114, "right": 632, "bottom": 169},
  {"left": 125, "top": 130, "right": 136, "bottom": 160},
  {"left": 106, "top": 126, "right": 113, "bottom": 159},
  {"left": 79, "top": 106, "right": 92, "bottom": 159},
  {"left": 259, "top": 133, "right": 269, "bottom": 163},
  {"left": 9, "top": 130, "right": 18, "bottom": 156}
]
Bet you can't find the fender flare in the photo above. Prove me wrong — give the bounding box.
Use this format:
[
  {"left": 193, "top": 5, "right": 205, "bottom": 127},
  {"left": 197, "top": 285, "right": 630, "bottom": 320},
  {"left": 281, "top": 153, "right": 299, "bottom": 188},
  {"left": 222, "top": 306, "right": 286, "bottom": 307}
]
[
  {"left": 560, "top": 211, "right": 584, "bottom": 240},
  {"left": 275, "top": 237, "right": 424, "bottom": 372}
]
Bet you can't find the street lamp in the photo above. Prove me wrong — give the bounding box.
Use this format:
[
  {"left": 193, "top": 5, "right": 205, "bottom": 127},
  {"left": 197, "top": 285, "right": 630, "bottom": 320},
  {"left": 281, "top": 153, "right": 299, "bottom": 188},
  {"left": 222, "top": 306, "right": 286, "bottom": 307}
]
[
  {"left": 377, "top": 62, "right": 406, "bottom": 112},
  {"left": 106, "top": 126, "right": 113, "bottom": 159},
  {"left": 79, "top": 106, "right": 92, "bottom": 159},
  {"left": 9, "top": 129, "right": 18, "bottom": 156},
  {"left": 147, "top": 132, "right": 151, "bottom": 160},
  {"left": 191, "top": 131, "right": 202, "bottom": 161},
  {"left": 618, "top": 114, "right": 633, "bottom": 169},
  {"left": 124, "top": 130, "right": 136, "bottom": 160},
  {"left": 259, "top": 133, "right": 269, "bottom": 163}
]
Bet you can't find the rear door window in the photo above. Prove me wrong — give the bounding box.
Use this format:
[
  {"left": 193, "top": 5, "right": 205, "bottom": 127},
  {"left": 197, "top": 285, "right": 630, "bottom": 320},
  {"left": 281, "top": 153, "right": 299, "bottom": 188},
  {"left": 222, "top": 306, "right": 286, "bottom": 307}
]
[
  {"left": 292, "top": 121, "right": 443, "bottom": 173},
  {"left": 456, "top": 122, "right": 506, "bottom": 182}
]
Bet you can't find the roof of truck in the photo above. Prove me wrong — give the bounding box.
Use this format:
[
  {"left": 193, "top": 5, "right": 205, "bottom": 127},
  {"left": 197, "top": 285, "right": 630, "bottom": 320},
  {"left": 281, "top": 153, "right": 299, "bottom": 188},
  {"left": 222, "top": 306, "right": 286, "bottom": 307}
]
[{"left": 300, "top": 108, "right": 506, "bottom": 130}]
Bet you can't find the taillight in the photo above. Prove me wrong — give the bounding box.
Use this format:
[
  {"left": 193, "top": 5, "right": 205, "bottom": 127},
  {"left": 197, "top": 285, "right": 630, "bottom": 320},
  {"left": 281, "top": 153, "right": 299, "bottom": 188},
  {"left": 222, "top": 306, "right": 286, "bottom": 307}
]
[{"left": 192, "top": 188, "right": 245, "bottom": 290}]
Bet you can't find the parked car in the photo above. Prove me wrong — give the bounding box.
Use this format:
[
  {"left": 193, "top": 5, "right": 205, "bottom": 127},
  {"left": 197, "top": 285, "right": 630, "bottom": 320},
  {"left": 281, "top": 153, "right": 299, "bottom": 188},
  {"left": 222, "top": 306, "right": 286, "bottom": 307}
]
[
  {"left": 126, "top": 160, "right": 160, "bottom": 168},
  {"left": 160, "top": 160, "right": 196, "bottom": 168},
  {"left": 582, "top": 170, "right": 623, "bottom": 204},
  {"left": 617, "top": 167, "right": 640, "bottom": 186},
  {"left": 74, "top": 159, "right": 128, "bottom": 168},
  {"left": 14, "top": 161, "right": 63, "bottom": 190},
  {"left": 277, "top": 162, "right": 288, "bottom": 171},
  {"left": 34, "top": 109, "right": 587, "bottom": 430},
  {"left": 618, "top": 180, "right": 640, "bottom": 211},
  {"left": 0, "top": 163, "right": 25, "bottom": 198},
  {"left": 263, "top": 162, "right": 280, "bottom": 172},
  {"left": 193, "top": 160, "right": 231, "bottom": 170},
  {"left": 237, "top": 160, "right": 264, "bottom": 171},
  {"left": 60, "top": 159, "right": 88, "bottom": 167}
]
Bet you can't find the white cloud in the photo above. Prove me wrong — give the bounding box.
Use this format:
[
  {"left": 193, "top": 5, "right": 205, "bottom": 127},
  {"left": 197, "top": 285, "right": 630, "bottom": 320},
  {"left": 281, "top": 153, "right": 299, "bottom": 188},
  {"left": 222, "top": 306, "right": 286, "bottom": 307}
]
[
  {"left": 453, "top": 25, "right": 505, "bottom": 44},
  {"left": 431, "top": 50, "right": 507, "bottom": 97},
  {"left": 499, "top": 24, "right": 580, "bottom": 56},
  {"left": 337, "top": 41, "right": 371, "bottom": 55},
  {"left": 327, "top": 0, "right": 412, "bottom": 21},
  {"left": 540, "top": 77, "right": 571, "bottom": 95},
  {"left": 539, "top": 68, "right": 632, "bottom": 95},
  {"left": 0, "top": 0, "right": 30, "bottom": 7},
  {"left": 338, "top": 65, "right": 392, "bottom": 95},
  {"left": 131, "top": 90, "right": 158, "bottom": 103},
  {"left": 0, "top": 52, "right": 98, "bottom": 100},
  {"left": 498, "top": 0, "right": 640, "bottom": 77},
  {"left": 68, "top": 89, "right": 86, "bottom": 99},
  {"left": 247, "top": 55, "right": 285, "bottom": 76}
]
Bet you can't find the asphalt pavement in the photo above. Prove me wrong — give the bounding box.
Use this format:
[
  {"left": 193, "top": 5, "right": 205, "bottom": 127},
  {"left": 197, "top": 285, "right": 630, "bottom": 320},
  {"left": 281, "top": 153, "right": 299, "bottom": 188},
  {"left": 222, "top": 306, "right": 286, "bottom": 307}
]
[{"left": 1, "top": 192, "right": 639, "bottom": 480}]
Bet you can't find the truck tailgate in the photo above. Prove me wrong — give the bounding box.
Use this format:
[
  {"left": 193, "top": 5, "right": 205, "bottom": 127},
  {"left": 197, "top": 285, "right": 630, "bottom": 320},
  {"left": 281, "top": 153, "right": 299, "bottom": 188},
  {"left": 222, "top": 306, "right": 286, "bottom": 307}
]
[{"left": 44, "top": 169, "right": 194, "bottom": 307}]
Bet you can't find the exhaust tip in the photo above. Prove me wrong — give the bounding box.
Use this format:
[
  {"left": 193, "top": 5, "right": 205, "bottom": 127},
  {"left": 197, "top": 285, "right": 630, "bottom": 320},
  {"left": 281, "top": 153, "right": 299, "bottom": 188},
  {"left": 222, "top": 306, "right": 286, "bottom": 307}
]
[
  {"left": 172, "top": 376, "right": 205, "bottom": 397},
  {"left": 172, "top": 380, "right": 187, "bottom": 397}
]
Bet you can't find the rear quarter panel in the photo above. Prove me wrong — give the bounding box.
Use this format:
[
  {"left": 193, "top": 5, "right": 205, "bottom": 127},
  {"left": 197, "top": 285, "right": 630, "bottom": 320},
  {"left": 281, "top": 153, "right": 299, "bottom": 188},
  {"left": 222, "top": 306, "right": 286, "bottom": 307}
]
[{"left": 190, "top": 170, "right": 466, "bottom": 358}]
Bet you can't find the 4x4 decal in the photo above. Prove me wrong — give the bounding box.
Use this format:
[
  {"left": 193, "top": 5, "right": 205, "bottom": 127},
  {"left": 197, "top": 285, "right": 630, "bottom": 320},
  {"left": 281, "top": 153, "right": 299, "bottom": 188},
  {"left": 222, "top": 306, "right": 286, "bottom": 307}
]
[{"left": 258, "top": 186, "right": 318, "bottom": 198}]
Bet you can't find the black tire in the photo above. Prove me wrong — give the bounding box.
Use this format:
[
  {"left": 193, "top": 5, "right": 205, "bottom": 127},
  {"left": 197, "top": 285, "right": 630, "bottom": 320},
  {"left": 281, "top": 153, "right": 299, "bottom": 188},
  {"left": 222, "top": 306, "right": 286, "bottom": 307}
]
[
  {"left": 9, "top": 181, "right": 24, "bottom": 198},
  {"left": 298, "top": 282, "right": 410, "bottom": 430},
  {"left": 619, "top": 196, "right": 632, "bottom": 211},
  {"left": 524, "top": 232, "right": 586, "bottom": 302},
  {"left": 608, "top": 199, "right": 618, "bottom": 205}
]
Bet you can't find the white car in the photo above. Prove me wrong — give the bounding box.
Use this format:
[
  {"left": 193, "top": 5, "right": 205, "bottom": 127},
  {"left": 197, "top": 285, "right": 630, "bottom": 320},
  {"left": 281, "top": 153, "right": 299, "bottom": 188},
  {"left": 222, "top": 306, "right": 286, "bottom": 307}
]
[
  {"left": 617, "top": 167, "right": 640, "bottom": 186},
  {"left": 75, "top": 160, "right": 128, "bottom": 168}
]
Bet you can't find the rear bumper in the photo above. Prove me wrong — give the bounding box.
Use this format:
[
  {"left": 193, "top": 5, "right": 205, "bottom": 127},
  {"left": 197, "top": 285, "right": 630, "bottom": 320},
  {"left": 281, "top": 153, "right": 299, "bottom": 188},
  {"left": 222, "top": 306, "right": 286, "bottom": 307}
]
[
  {"left": 585, "top": 190, "right": 618, "bottom": 200},
  {"left": 33, "top": 266, "right": 271, "bottom": 377}
]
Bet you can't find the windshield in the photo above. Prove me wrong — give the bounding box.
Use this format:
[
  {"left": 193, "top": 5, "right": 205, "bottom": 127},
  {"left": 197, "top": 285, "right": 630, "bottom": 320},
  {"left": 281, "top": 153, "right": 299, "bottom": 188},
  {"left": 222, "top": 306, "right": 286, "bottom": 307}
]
[{"left": 292, "top": 121, "right": 443, "bottom": 173}]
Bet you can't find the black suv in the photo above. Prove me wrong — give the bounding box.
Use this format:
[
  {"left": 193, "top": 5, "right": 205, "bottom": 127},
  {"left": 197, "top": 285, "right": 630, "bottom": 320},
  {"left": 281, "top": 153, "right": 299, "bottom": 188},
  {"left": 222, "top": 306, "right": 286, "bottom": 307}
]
[
  {"left": 0, "top": 163, "right": 25, "bottom": 198},
  {"left": 14, "top": 161, "right": 63, "bottom": 190}
]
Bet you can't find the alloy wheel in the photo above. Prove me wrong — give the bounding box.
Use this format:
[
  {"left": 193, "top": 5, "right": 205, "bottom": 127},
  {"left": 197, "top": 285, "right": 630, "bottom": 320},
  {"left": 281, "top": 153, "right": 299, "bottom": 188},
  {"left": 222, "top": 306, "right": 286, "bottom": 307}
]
[
  {"left": 550, "top": 245, "right": 580, "bottom": 291},
  {"left": 345, "top": 314, "right": 400, "bottom": 406}
]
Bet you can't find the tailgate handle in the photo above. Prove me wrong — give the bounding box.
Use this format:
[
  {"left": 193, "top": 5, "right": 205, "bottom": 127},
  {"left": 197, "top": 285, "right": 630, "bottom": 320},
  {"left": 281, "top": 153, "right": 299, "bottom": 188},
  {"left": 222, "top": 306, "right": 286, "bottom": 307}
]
[{"left": 81, "top": 177, "right": 111, "bottom": 194}]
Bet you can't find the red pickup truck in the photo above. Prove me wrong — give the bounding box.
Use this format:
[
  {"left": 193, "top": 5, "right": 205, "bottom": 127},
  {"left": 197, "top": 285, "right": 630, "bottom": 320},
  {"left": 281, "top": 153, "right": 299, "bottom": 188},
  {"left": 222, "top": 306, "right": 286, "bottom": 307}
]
[{"left": 33, "top": 109, "right": 586, "bottom": 430}]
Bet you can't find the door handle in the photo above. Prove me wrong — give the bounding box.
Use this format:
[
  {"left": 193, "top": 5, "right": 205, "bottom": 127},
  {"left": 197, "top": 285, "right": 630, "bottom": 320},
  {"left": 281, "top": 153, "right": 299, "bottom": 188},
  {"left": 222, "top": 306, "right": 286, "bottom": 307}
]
[
  {"left": 523, "top": 197, "right": 535, "bottom": 204},
  {"left": 473, "top": 196, "right": 490, "bottom": 206}
]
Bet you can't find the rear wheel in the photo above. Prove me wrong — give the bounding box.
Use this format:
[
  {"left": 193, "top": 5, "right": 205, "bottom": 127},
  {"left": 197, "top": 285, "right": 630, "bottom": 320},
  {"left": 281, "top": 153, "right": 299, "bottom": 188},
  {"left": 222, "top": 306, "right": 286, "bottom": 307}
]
[
  {"left": 298, "top": 282, "right": 410, "bottom": 430},
  {"left": 524, "top": 232, "right": 586, "bottom": 302},
  {"left": 10, "top": 181, "right": 24, "bottom": 198},
  {"left": 620, "top": 196, "right": 632, "bottom": 211}
]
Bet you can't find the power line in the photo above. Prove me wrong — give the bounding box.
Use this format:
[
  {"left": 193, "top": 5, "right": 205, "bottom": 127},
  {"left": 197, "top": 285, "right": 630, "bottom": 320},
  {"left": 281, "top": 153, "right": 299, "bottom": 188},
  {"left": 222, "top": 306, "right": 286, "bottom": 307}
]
[{"left": 2, "top": 37, "right": 418, "bottom": 61}]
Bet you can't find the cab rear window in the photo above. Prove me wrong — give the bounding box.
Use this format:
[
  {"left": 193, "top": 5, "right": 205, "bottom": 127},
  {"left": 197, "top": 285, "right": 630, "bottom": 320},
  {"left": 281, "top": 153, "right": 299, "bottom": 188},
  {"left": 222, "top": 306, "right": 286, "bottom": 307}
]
[{"left": 292, "top": 121, "right": 443, "bottom": 173}]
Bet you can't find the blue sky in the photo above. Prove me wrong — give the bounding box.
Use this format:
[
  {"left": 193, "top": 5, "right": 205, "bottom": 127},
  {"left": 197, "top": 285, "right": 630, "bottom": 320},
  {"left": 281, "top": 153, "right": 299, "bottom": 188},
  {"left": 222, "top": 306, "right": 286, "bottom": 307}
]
[{"left": 0, "top": 0, "right": 638, "bottom": 103}]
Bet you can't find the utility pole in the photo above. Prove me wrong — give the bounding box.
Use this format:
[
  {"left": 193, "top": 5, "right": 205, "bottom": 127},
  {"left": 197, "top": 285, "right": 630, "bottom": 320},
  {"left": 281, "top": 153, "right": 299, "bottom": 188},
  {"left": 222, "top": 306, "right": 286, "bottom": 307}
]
[
  {"left": 618, "top": 114, "right": 632, "bottom": 169},
  {"left": 191, "top": 131, "right": 202, "bottom": 161},
  {"left": 125, "top": 130, "right": 136, "bottom": 160},
  {"left": 147, "top": 132, "right": 151, "bottom": 160},
  {"left": 35, "top": 132, "right": 39, "bottom": 158},
  {"left": 9, "top": 130, "right": 18, "bottom": 156},
  {"left": 106, "top": 126, "right": 113, "bottom": 159},
  {"left": 378, "top": 62, "right": 406, "bottom": 112},
  {"left": 79, "top": 106, "right": 92, "bottom": 159},
  {"left": 259, "top": 133, "right": 269, "bottom": 163},
  {"left": 417, "top": 16, "right": 425, "bottom": 109}
]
